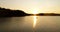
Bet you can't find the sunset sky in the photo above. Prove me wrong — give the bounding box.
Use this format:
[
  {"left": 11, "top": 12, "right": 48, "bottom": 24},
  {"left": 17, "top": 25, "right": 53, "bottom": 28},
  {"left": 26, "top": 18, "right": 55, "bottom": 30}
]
[{"left": 0, "top": 0, "right": 60, "bottom": 14}]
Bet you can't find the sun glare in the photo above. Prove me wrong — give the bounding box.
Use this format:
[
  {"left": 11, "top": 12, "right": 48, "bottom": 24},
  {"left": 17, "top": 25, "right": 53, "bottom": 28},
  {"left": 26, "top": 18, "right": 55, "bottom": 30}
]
[
  {"left": 33, "top": 16, "right": 37, "bottom": 28},
  {"left": 32, "top": 9, "right": 38, "bottom": 14}
]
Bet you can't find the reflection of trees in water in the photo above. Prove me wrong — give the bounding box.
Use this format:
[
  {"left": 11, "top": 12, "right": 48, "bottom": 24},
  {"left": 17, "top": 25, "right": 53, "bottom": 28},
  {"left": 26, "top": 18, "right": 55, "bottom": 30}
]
[
  {"left": 0, "top": 17, "right": 25, "bottom": 31},
  {"left": 0, "top": 17, "right": 12, "bottom": 31},
  {"left": 0, "top": 17, "right": 12, "bottom": 23}
]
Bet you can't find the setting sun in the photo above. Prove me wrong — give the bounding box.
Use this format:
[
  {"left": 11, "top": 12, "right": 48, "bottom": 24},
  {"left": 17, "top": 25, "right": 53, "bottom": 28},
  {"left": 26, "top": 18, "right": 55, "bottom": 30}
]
[{"left": 32, "top": 9, "right": 39, "bottom": 14}]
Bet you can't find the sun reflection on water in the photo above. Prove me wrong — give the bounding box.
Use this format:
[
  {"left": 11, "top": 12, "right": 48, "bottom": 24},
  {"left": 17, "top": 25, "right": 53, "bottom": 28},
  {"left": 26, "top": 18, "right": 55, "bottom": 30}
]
[{"left": 33, "top": 16, "right": 37, "bottom": 28}]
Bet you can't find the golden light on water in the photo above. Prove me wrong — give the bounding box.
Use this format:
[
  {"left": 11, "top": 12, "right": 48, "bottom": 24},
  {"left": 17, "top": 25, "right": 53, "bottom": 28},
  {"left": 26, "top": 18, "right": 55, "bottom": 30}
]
[
  {"left": 33, "top": 16, "right": 37, "bottom": 28},
  {"left": 33, "top": 9, "right": 38, "bottom": 28}
]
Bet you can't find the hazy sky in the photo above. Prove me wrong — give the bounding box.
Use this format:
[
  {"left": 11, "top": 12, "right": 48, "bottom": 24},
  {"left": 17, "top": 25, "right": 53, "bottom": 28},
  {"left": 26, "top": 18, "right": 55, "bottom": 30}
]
[{"left": 0, "top": 0, "right": 60, "bottom": 14}]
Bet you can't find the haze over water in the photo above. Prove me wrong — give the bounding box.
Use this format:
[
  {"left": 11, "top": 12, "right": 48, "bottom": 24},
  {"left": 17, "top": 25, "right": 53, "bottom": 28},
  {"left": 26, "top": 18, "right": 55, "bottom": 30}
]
[{"left": 0, "top": 16, "right": 60, "bottom": 32}]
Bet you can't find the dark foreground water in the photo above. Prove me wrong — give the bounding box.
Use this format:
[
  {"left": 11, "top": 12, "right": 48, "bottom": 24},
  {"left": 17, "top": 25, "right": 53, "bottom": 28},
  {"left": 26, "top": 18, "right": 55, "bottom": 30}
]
[{"left": 0, "top": 16, "right": 60, "bottom": 32}]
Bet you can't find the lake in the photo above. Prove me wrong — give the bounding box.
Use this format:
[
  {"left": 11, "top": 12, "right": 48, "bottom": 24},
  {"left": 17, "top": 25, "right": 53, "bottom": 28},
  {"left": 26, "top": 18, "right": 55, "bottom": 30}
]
[{"left": 0, "top": 16, "right": 60, "bottom": 32}]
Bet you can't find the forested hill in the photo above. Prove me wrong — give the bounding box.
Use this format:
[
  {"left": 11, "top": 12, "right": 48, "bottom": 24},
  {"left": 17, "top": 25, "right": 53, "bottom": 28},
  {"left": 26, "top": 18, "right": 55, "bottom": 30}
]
[{"left": 0, "top": 7, "right": 27, "bottom": 17}]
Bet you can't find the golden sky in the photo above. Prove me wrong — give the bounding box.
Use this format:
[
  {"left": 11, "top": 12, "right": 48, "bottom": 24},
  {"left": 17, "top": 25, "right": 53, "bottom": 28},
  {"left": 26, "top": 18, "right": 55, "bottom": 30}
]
[{"left": 0, "top": 0, "right": 60, "bottom": 14}]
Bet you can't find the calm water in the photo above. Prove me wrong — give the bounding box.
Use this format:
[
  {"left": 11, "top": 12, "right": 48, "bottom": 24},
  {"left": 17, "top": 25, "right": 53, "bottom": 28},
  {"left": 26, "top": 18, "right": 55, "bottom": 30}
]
[{"left": 0, "top": 16, "right": 60, "bottom": 32}]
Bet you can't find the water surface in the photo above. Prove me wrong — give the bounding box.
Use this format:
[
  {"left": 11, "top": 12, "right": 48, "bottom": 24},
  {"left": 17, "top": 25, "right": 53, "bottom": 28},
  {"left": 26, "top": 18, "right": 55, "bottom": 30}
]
[{"left": 0, "top": 16, "right": 60, "bottom": 32}]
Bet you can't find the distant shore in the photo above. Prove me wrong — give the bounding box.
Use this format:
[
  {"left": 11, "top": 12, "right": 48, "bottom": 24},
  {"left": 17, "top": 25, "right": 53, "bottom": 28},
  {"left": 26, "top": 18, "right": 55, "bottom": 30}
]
[
  {"left": 26, "top": 13, "right": 60, "bottom": 16},
  {"left": 0, "top": 7, "right": 60, "bottom": 17}
]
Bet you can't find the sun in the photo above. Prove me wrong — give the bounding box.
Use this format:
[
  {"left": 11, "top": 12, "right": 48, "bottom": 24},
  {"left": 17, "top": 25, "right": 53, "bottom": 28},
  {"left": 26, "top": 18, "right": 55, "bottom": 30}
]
[
  {"left": 33, "top": 10, "right": 38, "bottom": 14},
  {"left": 32, "top": 9, "right": 39, "bottom": 14}
]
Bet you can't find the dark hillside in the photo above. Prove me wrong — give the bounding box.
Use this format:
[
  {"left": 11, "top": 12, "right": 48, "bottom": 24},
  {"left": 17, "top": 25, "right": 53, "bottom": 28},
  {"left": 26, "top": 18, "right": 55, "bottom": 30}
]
[{"left": 0, "top": 7, "right": 27, "bottom": 17}]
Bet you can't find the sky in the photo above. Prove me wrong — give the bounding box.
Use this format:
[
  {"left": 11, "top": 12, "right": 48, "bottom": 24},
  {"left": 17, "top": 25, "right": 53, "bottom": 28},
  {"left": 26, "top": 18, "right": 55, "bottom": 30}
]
[{"left": 0, "top": 0, "right": 60, "bottom": 14}]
